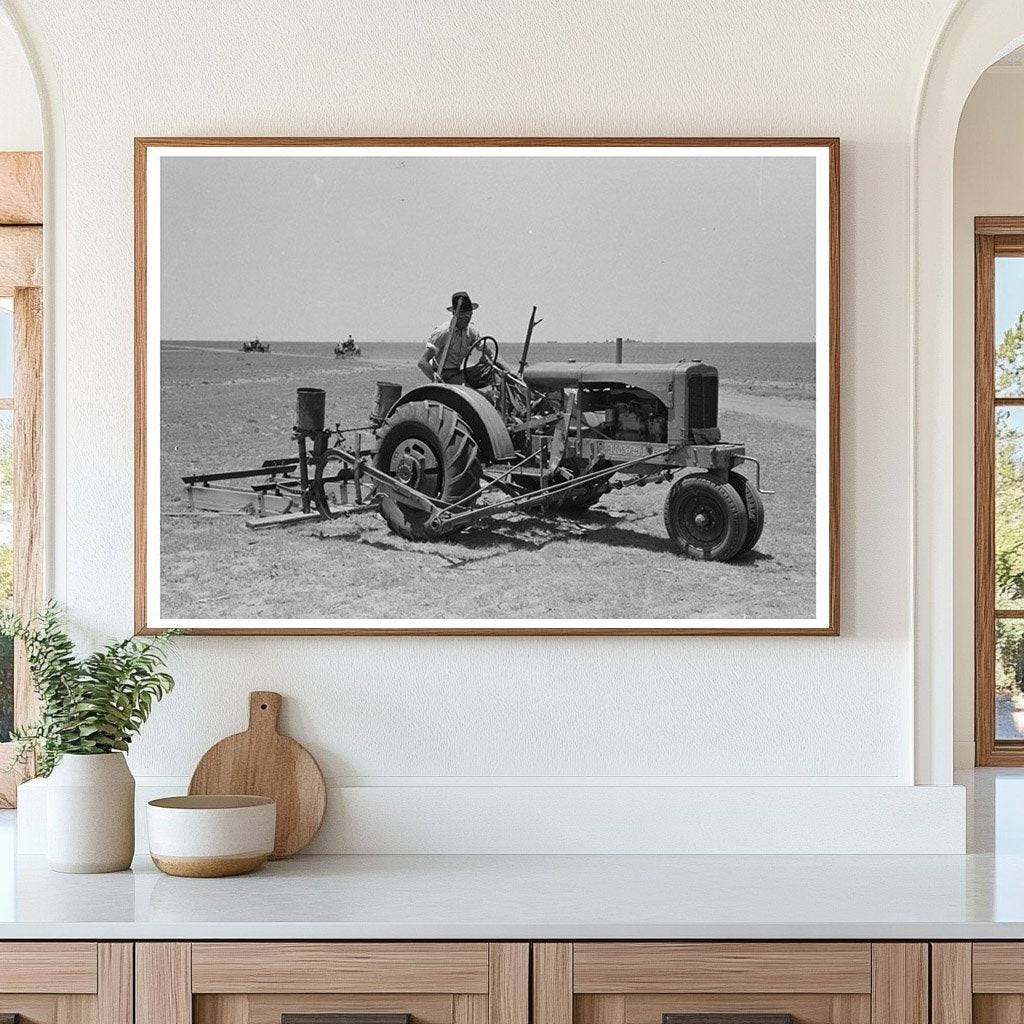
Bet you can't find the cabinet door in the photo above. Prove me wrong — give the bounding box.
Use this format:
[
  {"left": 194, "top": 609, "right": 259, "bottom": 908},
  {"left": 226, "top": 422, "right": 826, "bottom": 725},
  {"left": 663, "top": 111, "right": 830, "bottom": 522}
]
[
  {"left": 935, "top": 943, "right": 1024, "bottom": 1024},
  {"left": 534, "top": 943, "right": 927, "bottom": 1024},
  {"left": 137, "top": 943, "right": 528, "bottom": 1024},
  {"left": 0, "top": 942, "right": 132, "bottom": 1024}
]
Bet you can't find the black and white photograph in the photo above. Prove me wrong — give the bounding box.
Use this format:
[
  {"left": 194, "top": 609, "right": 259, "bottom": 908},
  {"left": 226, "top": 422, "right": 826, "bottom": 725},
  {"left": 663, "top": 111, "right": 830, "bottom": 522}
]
[{"left": 137, "top": 140, "right": 838, "bottom": 634}]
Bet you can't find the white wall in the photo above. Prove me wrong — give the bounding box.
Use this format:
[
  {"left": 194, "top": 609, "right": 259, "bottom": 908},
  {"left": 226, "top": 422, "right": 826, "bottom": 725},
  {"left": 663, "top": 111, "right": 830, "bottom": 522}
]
[
  {"left": 0, "top": 0, "right": 973, "bottom": 851},
  {"left": 0, "top": 10, "right": 40, "bottom": 151},
  {"left": 952, "top": 66, "right": 1024, "bottom": 768}
]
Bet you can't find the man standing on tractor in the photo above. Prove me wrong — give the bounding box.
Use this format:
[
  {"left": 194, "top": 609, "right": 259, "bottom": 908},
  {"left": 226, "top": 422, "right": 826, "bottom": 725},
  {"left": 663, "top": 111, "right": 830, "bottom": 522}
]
[{"left": 417, "top": 291, "right": 483, "bottom": 384}]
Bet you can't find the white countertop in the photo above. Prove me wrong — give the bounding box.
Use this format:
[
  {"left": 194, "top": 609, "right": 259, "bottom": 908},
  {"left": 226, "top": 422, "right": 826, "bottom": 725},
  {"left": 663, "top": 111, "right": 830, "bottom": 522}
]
[
  {"left": 1, "top": 769, "right": 1022, "bottom": 941},
  {"left": 1, "top": 849, "right": 1023, "bottom": 940}
]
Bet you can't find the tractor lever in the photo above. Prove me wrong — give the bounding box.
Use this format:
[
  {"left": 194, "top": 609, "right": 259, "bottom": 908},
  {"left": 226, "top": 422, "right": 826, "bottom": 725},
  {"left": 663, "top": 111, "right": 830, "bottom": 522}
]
[
  {"left": 518, "top": 305, "right": 542, "bottom": 376},
  {"left": 735, "top": 455, "right": 775, "bottom": 495}
]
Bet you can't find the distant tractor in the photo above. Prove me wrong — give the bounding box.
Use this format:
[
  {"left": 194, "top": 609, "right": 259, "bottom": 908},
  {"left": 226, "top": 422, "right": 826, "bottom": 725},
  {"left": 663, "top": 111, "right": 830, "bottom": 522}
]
[
  {"left": 334, "top": 335, "right": 360, "bottom": 358},
  {"left": 242, "top": 338, "right": 270, "bottom": 353},
  {"left": 187, "top": 308, "right": 770, "bottom": 561}
]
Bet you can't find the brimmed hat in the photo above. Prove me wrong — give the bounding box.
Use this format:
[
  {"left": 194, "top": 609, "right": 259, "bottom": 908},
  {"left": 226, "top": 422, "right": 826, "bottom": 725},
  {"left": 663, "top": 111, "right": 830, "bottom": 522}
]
[{"left": 447, "top": 291, "right": 479, "bottom": 312}]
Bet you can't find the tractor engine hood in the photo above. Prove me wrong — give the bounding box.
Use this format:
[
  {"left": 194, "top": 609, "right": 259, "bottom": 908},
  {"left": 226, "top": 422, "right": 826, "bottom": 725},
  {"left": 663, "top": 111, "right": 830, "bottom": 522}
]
[{"left": 523, "top": 361, "right": 692, "bottom": 406}]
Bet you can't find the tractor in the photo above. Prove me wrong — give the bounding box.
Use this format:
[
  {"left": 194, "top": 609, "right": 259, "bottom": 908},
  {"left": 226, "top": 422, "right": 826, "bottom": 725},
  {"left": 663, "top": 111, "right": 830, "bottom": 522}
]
[
  {"left": 334, "top": 336, "right": 361, "bottom": 358},
  {"left": 185, "top": 308, "right": 771, "bottom": 561}
]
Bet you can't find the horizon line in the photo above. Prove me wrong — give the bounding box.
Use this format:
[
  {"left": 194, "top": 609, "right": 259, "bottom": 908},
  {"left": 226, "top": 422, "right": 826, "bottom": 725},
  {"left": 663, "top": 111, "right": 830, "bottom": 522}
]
[{"left": 160, "top": 338, "right": 816, "bottom": 345}]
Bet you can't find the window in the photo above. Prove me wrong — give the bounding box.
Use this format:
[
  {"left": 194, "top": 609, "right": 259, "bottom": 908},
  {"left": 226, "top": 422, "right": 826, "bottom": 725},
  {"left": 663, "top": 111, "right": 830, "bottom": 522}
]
[
  {"left": 0, "top": 287, "right": 42, "bottom": 805},
  {"left": 0, "top": 151, "right": 43, "bottom": 805},
  {"left": 976, "top": 221, "right": 1024, "bottom": 764}
]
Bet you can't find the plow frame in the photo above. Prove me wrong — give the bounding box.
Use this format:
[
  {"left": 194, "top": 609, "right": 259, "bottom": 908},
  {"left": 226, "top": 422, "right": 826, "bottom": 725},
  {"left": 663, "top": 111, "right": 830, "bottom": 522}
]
[
  {"left": 180, "top": 426, "right": 752, "bottom": 532},
  {"left": 426, "top": 438, "right": 749, "bottom": 533}
]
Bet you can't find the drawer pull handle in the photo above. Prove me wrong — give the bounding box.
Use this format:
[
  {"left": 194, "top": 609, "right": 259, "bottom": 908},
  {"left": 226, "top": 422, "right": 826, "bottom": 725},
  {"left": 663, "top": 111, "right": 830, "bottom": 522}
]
[
  {"left": 283, "top": 1016, "right": 411, "bottom": 1024},
  {"left": 664, "top": 1016, "right": 797, "bottom": 1024}
]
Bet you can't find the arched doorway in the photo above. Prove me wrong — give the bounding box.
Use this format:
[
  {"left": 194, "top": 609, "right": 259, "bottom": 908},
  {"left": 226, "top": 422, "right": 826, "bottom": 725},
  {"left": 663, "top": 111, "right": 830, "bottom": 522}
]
[{"left": 914, "top": 0, "right": 1024, "bottom": 784}]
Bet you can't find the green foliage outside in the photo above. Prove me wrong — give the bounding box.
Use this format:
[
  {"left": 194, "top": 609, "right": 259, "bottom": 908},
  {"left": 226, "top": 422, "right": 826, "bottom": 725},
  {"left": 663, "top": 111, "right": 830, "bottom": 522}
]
[
  {"left": 995, "top": 313, "right": 1024, "bottom": 693},
  {"left": 0, "top": 417, "right": 13, "bottom": 499},
  {"left": 0, "top": 603, "right": 178, "bottom": 776},
  {"left": 0, "top": 547, "right": 13, "bottom": 607}
]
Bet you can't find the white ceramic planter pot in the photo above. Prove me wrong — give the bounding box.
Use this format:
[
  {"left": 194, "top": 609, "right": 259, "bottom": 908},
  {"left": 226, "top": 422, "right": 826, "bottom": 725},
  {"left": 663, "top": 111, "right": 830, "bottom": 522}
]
[{"left": 46, "top": 752, "right": 135, "bottom": 873}]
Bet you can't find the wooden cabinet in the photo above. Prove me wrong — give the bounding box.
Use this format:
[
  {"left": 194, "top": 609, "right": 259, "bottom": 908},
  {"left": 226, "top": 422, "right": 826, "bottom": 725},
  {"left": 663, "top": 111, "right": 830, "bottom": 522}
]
[
  {"left": 0, "top": 938, "right": 943, "bottom": 1024},
  {"left": 0, "top": 942, "right": 132, "bottom": 1024},
  {"left": 136, "top": 943, "right": 528, "bottom": 1024},
  {"left": 533, "top": 944, "right": 928, "bottom": 1024}
]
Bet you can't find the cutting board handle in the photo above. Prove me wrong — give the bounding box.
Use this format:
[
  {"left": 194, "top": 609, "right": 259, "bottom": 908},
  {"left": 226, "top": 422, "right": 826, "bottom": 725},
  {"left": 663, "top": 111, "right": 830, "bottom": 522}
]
[{"left": 248, "top": 691, "right": 282, "bottom": 734}]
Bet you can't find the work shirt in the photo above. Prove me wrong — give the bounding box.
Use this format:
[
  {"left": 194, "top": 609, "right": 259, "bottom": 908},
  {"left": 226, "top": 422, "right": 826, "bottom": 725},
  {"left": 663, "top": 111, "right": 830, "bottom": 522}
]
[{"left": 425, "top": 322, "right": 481, "bottom": 379}]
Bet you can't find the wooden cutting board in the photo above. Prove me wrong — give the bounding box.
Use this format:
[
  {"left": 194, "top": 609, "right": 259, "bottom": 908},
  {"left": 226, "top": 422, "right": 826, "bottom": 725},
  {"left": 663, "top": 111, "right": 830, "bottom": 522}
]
[{"left": 188, "top": 691, "right": 326, "bottom": 859}]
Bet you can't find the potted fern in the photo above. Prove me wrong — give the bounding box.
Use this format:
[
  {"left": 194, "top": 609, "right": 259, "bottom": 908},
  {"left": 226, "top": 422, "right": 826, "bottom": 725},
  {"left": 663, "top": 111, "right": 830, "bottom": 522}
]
[{"left": 2, "top": 604, "right": 177, "bottom": 873}]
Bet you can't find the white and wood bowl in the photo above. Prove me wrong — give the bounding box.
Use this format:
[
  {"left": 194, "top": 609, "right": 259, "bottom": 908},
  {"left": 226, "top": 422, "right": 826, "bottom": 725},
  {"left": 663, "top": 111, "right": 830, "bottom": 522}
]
[{"left": 147, "top": 795, "right": 276, "bottom": 877}]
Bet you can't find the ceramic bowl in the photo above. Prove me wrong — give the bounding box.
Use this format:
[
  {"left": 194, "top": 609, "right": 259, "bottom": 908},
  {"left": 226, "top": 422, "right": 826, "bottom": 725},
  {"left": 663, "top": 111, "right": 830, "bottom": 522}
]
[{"left": 147, "top": 795, "right": 276, "bottom": 877}]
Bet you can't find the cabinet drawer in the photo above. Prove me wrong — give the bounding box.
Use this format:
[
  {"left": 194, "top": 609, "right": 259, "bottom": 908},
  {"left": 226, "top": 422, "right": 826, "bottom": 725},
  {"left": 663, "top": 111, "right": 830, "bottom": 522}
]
[
  {"left": 191, "top": 943, "right": 490, "bottom": 993},
  {"left": 139, "top": 942, "right": 528, "bottom": 1024},
  {"left": 973, "top": 943, "right": 1024, "bottom": 992},
  {"left": 572, "top": 944, "right": 872, "bottom": 994},
  {"left": 0, "top": 942, "right": 98, "bottom": 993},
  {"left": 0, "top": 943, "right": 130, "bottom": 1024},
  {"left": 535, "top": 943, "right": 925, "bottom": 1024},
  {"left": 197, "top": 993, "right": 457, "bottom": 1024}
]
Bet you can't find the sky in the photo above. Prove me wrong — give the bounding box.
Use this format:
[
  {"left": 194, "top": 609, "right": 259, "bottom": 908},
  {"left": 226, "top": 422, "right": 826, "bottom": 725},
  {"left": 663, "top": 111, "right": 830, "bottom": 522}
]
[
  {"left": 160, "top": 151, "right": 818, "bottom": 346},
  {"left": 997, "top": 257, "right": 1024, "bottom": 340}
]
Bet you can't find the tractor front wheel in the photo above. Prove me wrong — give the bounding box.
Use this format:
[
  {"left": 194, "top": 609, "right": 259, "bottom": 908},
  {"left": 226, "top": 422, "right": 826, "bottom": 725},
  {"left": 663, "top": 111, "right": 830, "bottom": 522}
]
[
  {"left": 664, "top": 473, "right": 748, "bottom": 561},
  {"left": 374, "top": 400, "right": 481, "bottom": 540},
  {"left": 729, "top": 470, "right": 765, "bottom": 556}
]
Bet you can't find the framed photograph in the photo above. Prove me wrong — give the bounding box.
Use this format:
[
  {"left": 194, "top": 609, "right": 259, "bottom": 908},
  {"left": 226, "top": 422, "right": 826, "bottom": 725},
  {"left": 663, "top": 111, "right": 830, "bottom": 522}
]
[{"left": 135, "top": 137, "right": 839, "bottom": 636}]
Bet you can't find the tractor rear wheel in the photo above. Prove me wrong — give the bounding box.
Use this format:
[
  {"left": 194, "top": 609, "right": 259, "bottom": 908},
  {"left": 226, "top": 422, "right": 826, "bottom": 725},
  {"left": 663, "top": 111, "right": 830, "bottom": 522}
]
[
  {"left": 729, "top": 470, "right": 765, "bottom": 556},
  {"left": 663, "top": 472, "right": 748, "bottom": 561},
  {"left": 374, "top": 400, "right": 482, "bottom": 540}
]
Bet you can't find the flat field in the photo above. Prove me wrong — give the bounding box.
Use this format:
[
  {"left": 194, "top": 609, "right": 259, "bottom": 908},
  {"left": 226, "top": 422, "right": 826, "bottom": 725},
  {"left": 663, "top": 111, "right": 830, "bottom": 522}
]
[{"left": 157, "top": 342, "right": 818, "bottom": 623}]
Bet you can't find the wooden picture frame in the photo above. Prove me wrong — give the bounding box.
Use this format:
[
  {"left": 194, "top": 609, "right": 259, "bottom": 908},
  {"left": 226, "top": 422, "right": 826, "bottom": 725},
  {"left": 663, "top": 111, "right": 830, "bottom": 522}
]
[{"left": 135, "top": 137, "right": 840, "bottom": 637}]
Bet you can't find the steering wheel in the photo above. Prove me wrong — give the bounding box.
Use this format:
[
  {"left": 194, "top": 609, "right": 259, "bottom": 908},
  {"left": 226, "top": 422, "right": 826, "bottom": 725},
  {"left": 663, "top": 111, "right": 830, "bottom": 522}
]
[{"left": 460, "top": 335, "right": 499, "bottom": 388}]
